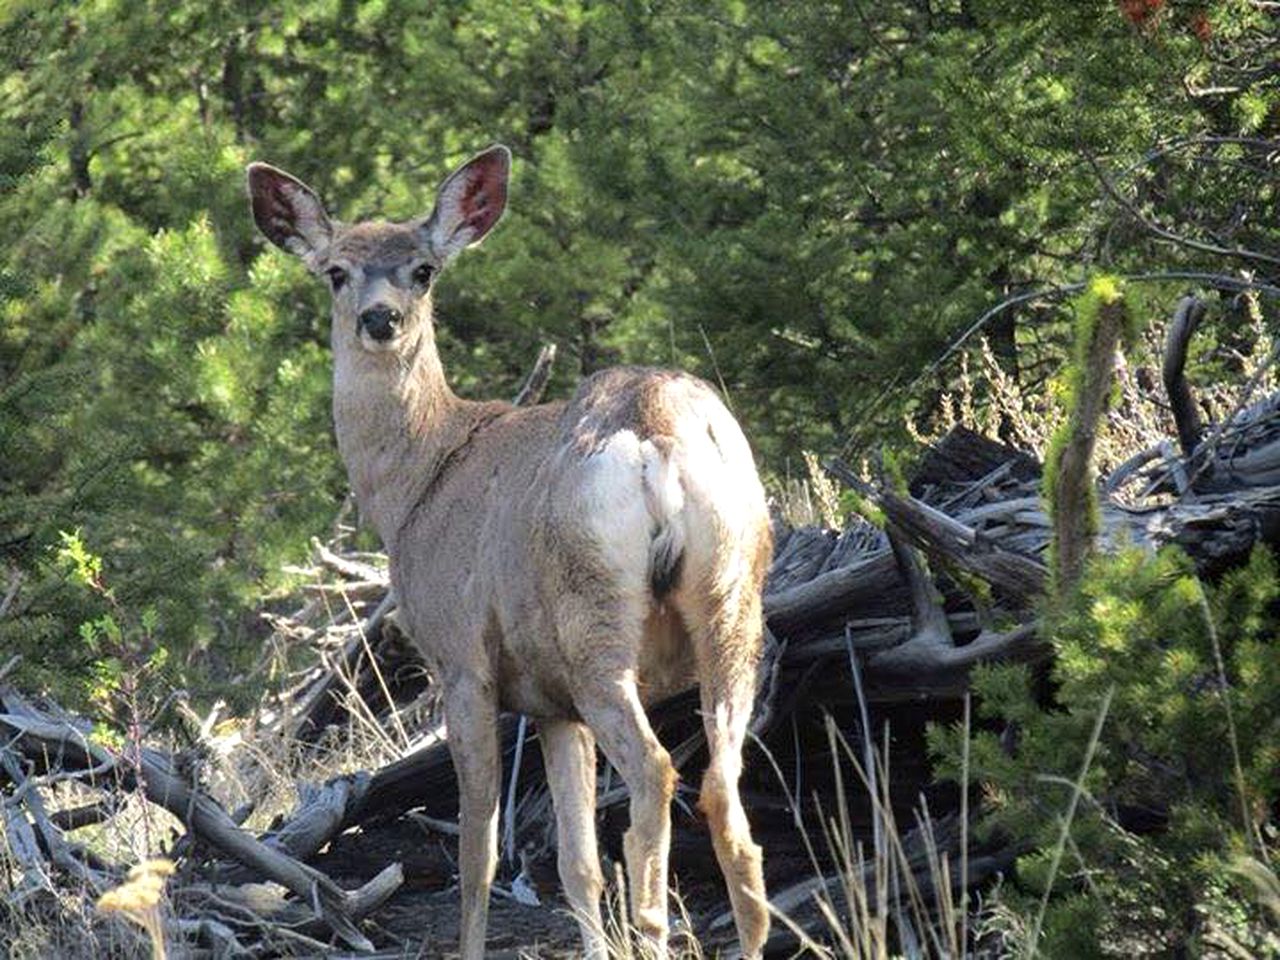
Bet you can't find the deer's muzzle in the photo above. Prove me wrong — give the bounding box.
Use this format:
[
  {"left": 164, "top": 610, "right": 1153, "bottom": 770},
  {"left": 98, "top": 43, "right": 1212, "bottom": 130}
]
[{"left": 358, "top": 305, "right": 402, "bottom": 342}]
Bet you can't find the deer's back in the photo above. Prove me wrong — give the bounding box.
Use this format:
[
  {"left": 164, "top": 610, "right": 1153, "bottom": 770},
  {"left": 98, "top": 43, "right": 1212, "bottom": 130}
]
[{"left": 392, "top": 366, "right": 765, "bottom": 717}]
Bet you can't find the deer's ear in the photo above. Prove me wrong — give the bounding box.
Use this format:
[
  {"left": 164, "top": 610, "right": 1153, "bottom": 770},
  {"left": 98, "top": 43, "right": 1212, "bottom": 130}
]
[
  {"left": 246, "top": 163, "right": 333, "bottom": 261},
  {"left": 420, "top": 146, "right": 510, "bottom": 262}
]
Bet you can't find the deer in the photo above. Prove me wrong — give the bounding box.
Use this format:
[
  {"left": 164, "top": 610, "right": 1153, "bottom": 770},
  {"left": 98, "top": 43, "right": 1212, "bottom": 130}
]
[{"left": 246, "top": 146, "right": 772, "bottom": 960}]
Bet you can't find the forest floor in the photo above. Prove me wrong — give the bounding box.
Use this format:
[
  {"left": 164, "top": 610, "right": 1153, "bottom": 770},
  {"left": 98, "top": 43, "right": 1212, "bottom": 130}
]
[
  {"left": 318, "top": 817, "right": 583, "bottom": 957},
  {"left": 310, "top": 791, "right": 817, "bottom": 957}
]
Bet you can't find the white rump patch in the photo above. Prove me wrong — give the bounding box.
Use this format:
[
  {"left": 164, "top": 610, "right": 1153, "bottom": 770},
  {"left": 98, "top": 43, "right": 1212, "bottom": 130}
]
[
  {"left": 576, "top": 432, "right": 688, "bottom": 596},
  {"left": 640, "top": 439, "right": 686, "bottom": 595},
  {"left": 579, "top": 431, "right": 653, "bottom": 576},
  {"left": 640, "top": 439, "right": 685, "bottom": 521}
]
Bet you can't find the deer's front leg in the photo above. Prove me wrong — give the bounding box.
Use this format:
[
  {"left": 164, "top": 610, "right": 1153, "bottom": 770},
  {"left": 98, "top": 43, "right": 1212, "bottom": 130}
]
[{"left": 444, "top": 674, "right": 501, "bottom": 960}]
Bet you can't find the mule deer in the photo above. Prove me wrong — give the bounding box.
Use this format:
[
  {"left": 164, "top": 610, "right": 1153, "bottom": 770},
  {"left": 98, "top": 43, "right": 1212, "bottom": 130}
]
[{"left": 247, "top": 147, "right": 771, "bottom": 959}]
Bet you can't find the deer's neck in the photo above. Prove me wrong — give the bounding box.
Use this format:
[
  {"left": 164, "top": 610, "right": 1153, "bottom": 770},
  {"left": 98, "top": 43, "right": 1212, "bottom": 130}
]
[{"left": 332, "top": 326, "right": 477, "bottom": 546}]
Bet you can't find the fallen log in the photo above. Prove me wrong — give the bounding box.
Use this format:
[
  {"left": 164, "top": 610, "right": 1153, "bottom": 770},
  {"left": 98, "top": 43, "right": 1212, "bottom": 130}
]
[
  {"left": 240, "top": 449, "right": 1280, "bottom": 872},
  {"left": 763, "top": 550, "right": 904, "bottom": 636}
]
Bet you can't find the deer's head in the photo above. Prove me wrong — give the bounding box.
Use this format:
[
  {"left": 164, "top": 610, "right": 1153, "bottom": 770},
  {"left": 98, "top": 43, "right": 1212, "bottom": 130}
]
[{"left": 246, "top": 147, "right": 510, "bottom": 357}]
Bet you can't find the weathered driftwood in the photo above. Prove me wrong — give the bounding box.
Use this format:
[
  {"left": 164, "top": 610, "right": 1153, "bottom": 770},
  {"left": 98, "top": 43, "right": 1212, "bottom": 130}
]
[
  {"left": 824, "top": 458, "right": 1048, "bottom": 605},
  {"left": 764, "top": 550, "right": 903, "bottom": 637}
]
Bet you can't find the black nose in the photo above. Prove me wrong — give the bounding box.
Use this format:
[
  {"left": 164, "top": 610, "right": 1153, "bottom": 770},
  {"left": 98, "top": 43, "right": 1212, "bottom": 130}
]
[{"left": 358, "top": 306, "right": 402, "bottom": 342}]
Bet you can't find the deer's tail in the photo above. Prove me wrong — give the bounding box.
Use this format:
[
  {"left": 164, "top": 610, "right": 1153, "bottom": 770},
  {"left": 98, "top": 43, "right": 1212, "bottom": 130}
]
[{"left": 640, "top": 437, "right": 686, "bottom": 599}]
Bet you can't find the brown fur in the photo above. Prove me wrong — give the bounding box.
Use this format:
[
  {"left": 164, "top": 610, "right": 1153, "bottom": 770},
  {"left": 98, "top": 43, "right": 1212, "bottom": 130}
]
[{"left": 247, "top": 149, "right": 772, "bottom": 959}]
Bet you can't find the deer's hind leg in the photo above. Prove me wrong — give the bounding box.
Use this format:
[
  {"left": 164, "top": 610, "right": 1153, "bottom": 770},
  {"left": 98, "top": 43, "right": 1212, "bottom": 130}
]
[
  {"left": 558, "top": 592, "right": 676, "bottom": 957},
  {"left": 541, "top": 717, "right": 608, "bottom": 960},
  {"left": 675, "top": 581, "right": 770, "bottom": 958}
]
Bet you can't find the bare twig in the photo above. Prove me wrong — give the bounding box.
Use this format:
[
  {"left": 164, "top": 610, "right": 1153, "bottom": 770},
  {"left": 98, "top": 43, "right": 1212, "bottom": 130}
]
[
  {"left": 1163, "top": 295, "right": 1208, "bottom": 459},
  {"left": 512, "top": 343, "right": 557, "bottom": 406},
  {"left": 311, "top": 538, "right": 389, "bottom": 583},
  {"left": 1088, "top": 153, "right": 1280, "bottom": 268}
]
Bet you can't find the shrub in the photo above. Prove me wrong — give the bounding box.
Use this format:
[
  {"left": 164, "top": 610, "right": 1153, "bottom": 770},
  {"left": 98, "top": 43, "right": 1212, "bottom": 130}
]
[{"left": 929, "top": 545, "right": 1280, "bottom": 956}]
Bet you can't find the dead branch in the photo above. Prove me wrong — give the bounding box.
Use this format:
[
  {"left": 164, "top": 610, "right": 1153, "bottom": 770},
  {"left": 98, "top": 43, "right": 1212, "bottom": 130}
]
[
  {"left": 311, "top": 538, "right": 389, "bottom": 583},
  {"left": 512, "top": 343, "right": 558, "bottom": 406},
  {"left": 885, "top": 525, "right": 952, "bottom": 649},
  {"left": 824, "top": 458, "right": 1048, "bottom": 604},
  {"left": 866, "top": 623, "right": 1042, "bottom": 698},
  {"left": 1089, "top": 153, "right": 1280, "bottom": 269},
  {"left": 0, "top": 685, "right": 400, "bottom": 953},
  {"left": 1164, "top": 295, "right": 1208, "bottom": 459},
  {"left": 213, "top": 774, "right": 371, "bottom": 885},
  {"left": 764, "top": 550, "right": 903, "bottom": 635},
  {"left": 287, "top": 589, "right": 398, "bottom": 742}
]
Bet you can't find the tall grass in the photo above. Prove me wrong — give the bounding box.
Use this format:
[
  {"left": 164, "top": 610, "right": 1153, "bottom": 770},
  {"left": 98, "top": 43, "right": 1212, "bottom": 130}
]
[{"left": 757, "top": 679, "right": 1116, "bottom": 959}]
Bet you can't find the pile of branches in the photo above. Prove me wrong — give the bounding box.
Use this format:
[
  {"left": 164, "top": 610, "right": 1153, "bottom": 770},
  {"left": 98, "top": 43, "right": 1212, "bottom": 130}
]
[
  {"left": 0, "top": 679, "right": 403, "bottom": 955},
  {"left": 3, "top": 306, "right": 1280, "bottom": 955}
]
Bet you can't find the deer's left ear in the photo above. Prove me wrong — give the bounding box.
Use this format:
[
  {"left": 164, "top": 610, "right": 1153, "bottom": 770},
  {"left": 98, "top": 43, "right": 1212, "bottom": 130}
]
[
  {"left": 246, "top": 163, "right": 334, "bottom": 262},
  {"left": 420, "top": 146, "right": 510, "bottom": 263}
]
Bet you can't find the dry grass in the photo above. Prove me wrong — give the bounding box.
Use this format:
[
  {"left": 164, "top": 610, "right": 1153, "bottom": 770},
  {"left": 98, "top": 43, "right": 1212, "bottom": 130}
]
[
  {"left": 759, "top": 713, "right": 976, "bottom": 960},
  {"left": 772, "top": 449, "right": 848, "bottom": 530},
  {"left": 1, "top": 782, "right": 183, "bottom": 959},
  {"left": 749, "top": 682, "right": 1115, "bottom": 960},
  {"left": 907, "top": 302, "right": 1276, "bottom": 499}
]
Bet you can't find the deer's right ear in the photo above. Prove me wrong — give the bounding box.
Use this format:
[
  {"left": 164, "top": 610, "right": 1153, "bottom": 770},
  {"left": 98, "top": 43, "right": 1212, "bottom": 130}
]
[{"left": 246, "top": 163, "right": 333, "bottom": 261}]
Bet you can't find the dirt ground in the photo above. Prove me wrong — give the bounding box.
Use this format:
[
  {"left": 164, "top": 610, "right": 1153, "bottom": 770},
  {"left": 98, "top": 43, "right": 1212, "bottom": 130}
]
[
  {"left": 373, "top": 891, "right": 584, "bottom": 959},
  {"left": 313, "top": 814, "right": 806, "bottom": 958}
]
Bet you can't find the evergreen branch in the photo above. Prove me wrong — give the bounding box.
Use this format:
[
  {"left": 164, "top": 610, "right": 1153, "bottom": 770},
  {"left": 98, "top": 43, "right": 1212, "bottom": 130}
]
[
  {"left": 840, "top": 272, "right": 1280, "bottom": 460},
  {"left": 1088, "top": 152, "right": 1280, "bottom": 269}
]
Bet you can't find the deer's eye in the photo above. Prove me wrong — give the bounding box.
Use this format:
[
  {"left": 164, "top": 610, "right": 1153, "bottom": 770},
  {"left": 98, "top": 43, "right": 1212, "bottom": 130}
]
[
  {"left": 327, "top": 266, "right": 349, "bottom": 291},
  {"left": 411, "top": 263, "right": 434, "bottom": 286}
]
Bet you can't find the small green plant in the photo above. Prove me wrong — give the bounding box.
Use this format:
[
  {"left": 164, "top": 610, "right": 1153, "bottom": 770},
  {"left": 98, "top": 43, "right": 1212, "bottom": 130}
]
[
  {"left": 55, "top": 530, "right": 174, "bottom": 856},
  {"left": 929, "top": 545, "right": 1280, "bottom": 956},
  {"left": 56, "top": 531, "right": 170, "bottom": 735}
]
